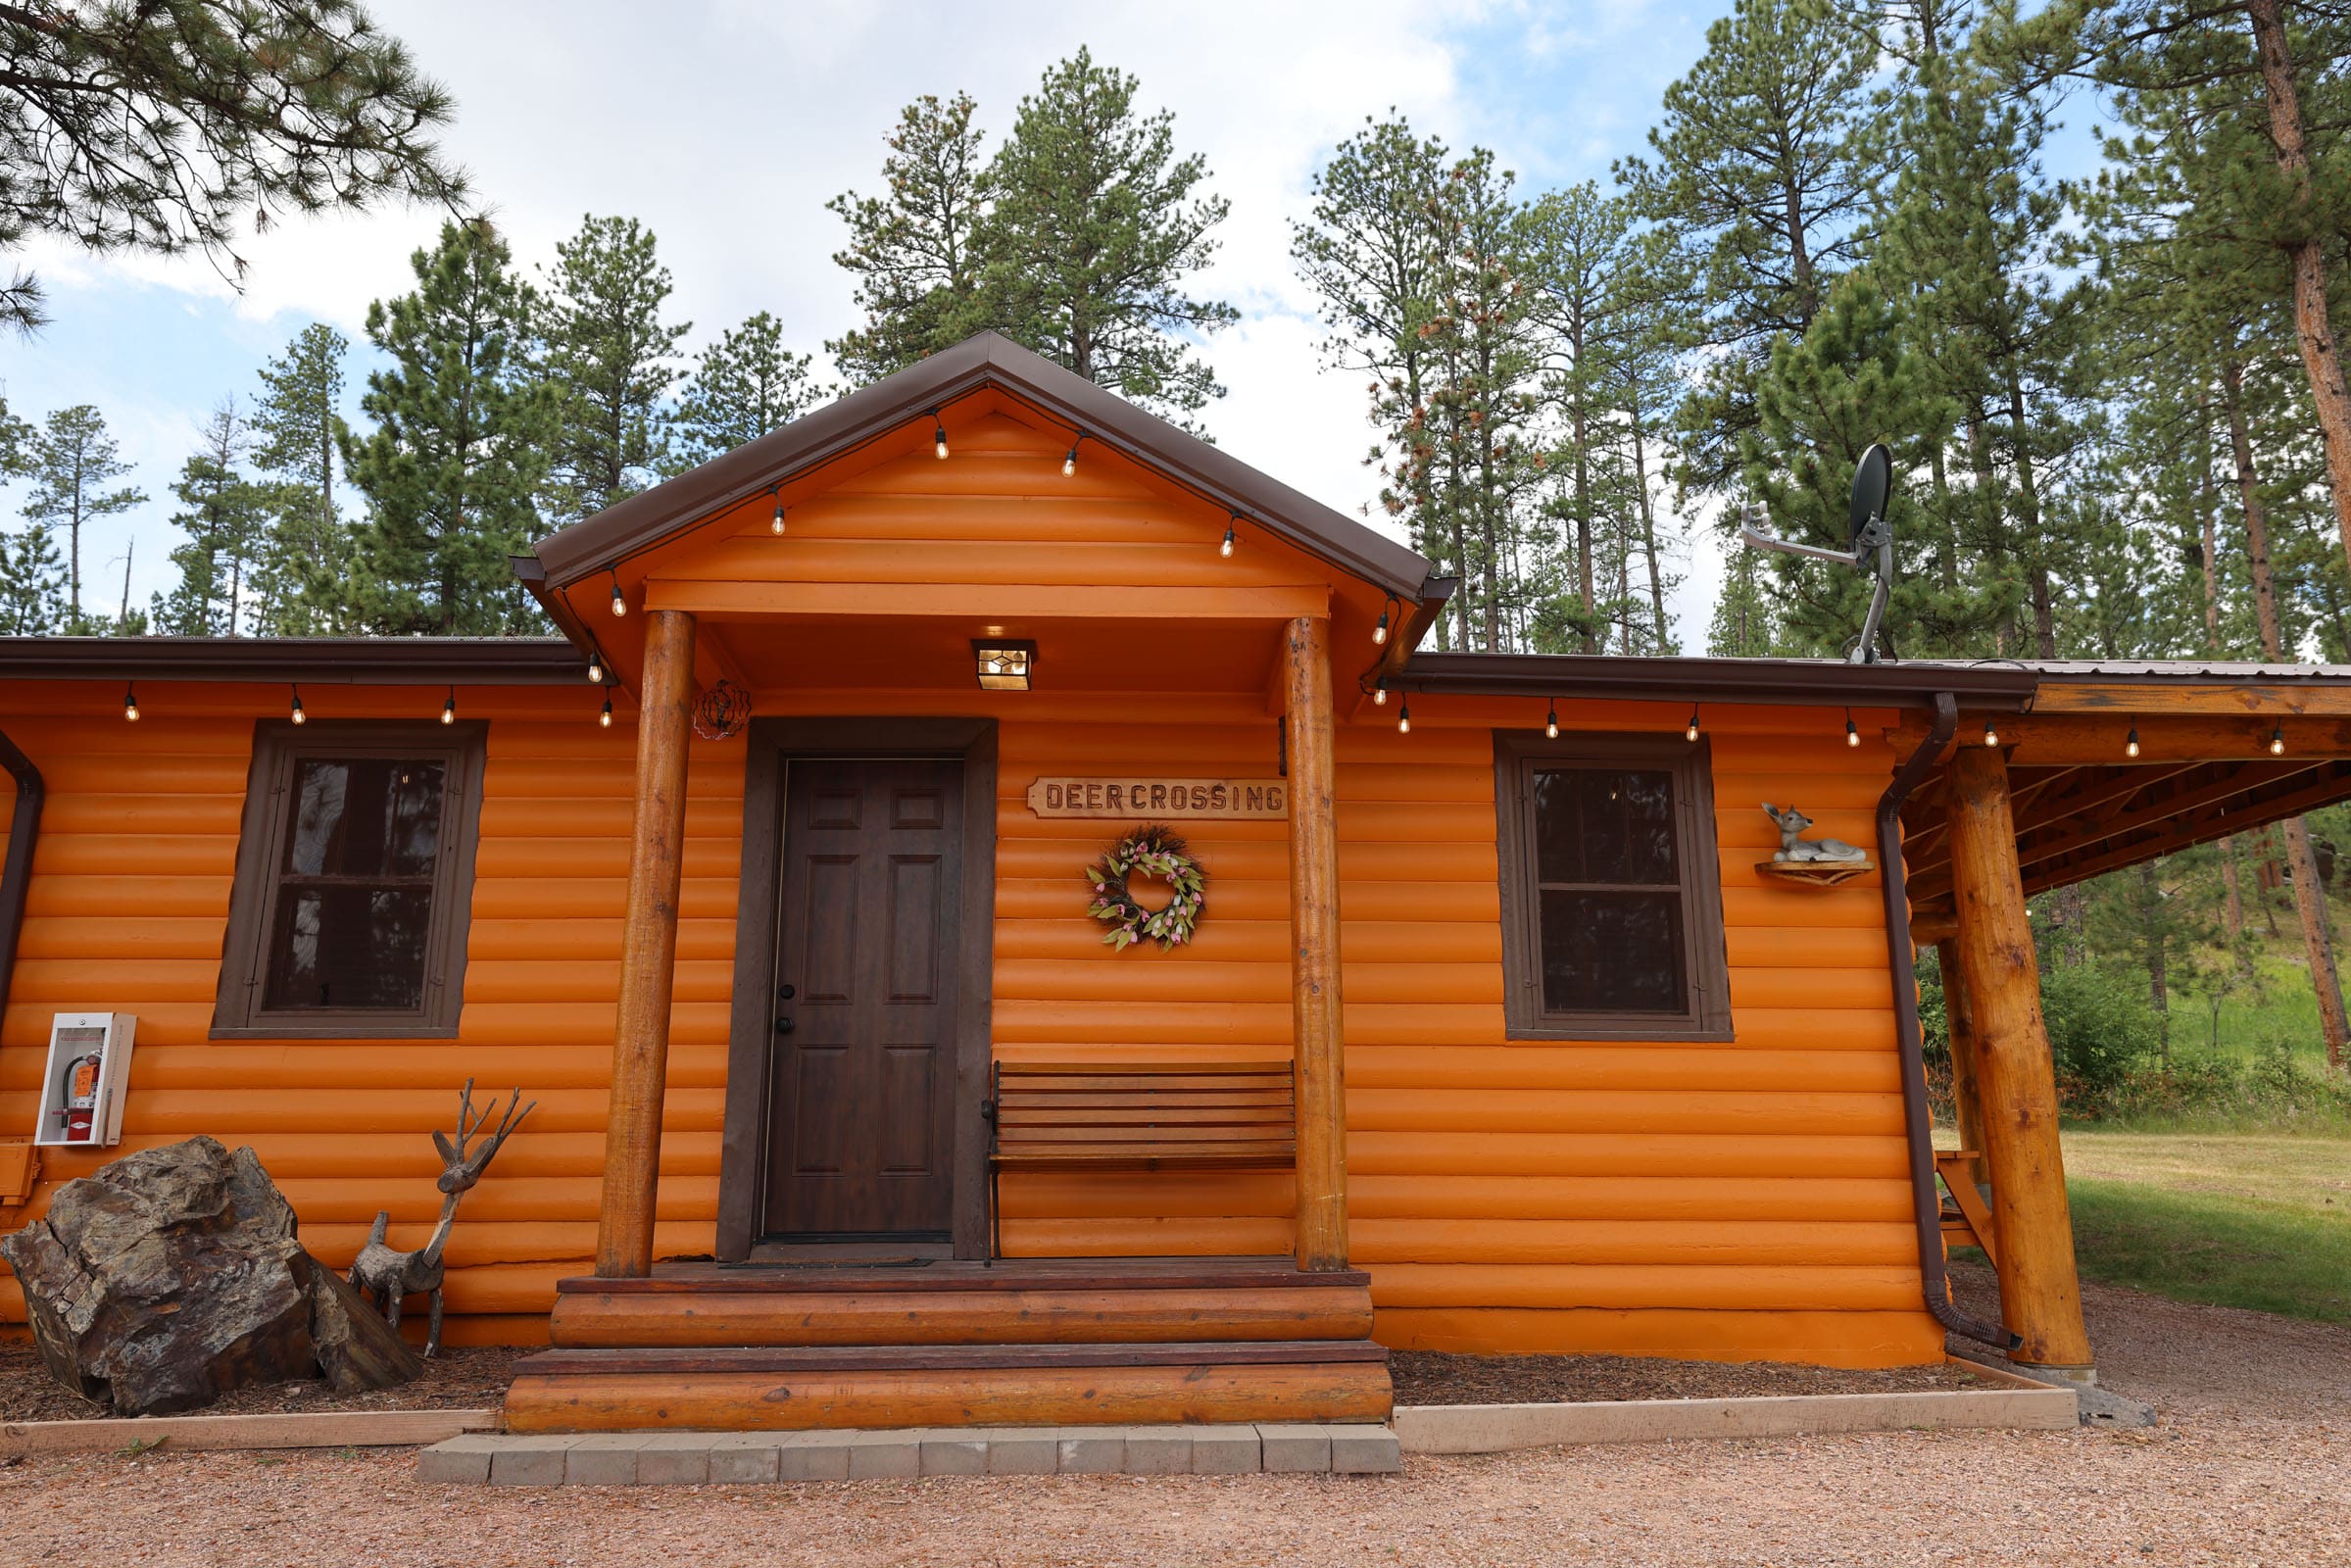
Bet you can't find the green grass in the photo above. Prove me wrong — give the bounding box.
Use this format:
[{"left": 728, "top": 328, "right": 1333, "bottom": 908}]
[{"left": 2060, "top": 1129, "right": 2351, "bottom": 1322}]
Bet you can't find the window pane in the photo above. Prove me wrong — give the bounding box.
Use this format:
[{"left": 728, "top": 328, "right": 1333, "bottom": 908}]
[
  {"left": 263, "top": 887, "right": 433, "bottom": 1010},
  {"left": 1538, "top": 890, "right": 1686, "bottom": 1014},
  {"left": 286, "top": 759, "right": 445, "bottom": 878},
  {"left": 1533, "top": 767, "right": 1677, "bottom": 886}
]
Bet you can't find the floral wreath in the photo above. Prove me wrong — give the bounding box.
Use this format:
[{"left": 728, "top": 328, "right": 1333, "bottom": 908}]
[{"left": 1086, "top": 824, "right": 1205, "bottom": 952}]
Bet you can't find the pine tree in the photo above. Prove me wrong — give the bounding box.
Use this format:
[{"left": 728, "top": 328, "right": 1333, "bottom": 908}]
[
  {"left": 248, "top": 321, "right": 353, "bottom": 633},
  {"left": 827, "top": 92, "right": 992, "bottom": 382},
  {"left": 156, "top": 401, "right": 269, "bottom": 635},
  {"left": 537, "top": 214, "right": 690, "bottom": 522},
  {"left": 24, "top": 404, "right": 145, "bottom": 632},
  {"left": 0, "top": 521, "right": 65, "bottom": 633},
  {"left": 669, "top": 311, "right": 821, "bottom": 472},
  {"left": 342, "top": 220, "right": 557, "bottom": 635},
  {"left": 1616, "top": 0, "right": 1878, "bottom": 493},
  {"left": 1708, "top": 545, "right": 1780, "bottom": 656},
  {"left": 976, "top": 50, "right": 1239, "bottom": 421}
]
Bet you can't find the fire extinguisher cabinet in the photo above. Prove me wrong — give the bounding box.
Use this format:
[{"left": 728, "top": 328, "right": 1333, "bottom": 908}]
[{"left": 34, "top": 1012, "right": 135, "bottom": 1149}]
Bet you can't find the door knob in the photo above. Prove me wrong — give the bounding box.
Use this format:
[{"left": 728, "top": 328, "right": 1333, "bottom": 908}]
[
  {"left": 774, "top": 1017, "right": 795, "bottom": 1035},
  {"left": 777, "top": 983, "right": 797, "bottom": 1001}
]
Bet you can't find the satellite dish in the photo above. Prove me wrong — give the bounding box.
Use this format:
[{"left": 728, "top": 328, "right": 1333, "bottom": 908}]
[
  {"left": 1849, "top": 442, "right": 1892, "bottom": 553},
  {"left": 1737, "top": 441, "right": 1903, "bottom": 665}
]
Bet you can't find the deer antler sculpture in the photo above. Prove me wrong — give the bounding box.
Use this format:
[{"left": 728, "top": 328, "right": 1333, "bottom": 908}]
[{"left": 350, "top": 1080, "right": 534, "bottom": 1357}]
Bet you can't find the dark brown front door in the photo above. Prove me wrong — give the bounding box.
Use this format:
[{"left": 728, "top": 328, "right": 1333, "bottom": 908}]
[{"left": 762, "top": 758, "right": 963, "bottom": 1242}]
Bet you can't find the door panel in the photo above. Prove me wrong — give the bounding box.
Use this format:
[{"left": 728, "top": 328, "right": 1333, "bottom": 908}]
[{"left": 763, "top": 757, "right": 962, "bottom": 1240}]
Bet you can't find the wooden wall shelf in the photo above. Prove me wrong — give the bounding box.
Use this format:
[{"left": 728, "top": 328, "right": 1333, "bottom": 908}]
[{"left": 1755, "top": 858, "right": 1875, "bottom": 888}]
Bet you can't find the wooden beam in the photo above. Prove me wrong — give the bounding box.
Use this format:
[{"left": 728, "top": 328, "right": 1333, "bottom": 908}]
[
  {"left": 2030, "top": 679, "right": 2351, "bottom": 716},
  {"left": 643, "top": 579, "right": 1333, "bottom": 621},
  {"left": 1999, "top": 714, "right": 2351, "bottom": 765},
  {"left": 2024, "top": 762, "right": 2351, "bottom": 893},
  {"left": 1946, "top": 745, "right": 2093, "bottom": 1374},
  {"left": 1936, "top": 937, "right": 1989, "bottom": 1190},
  {"left": 596, "top": 608, "right": 698, "bottom": 1279},
  {"left": 1284, "top": 613, "right": 1349, "bottom": 1272}
]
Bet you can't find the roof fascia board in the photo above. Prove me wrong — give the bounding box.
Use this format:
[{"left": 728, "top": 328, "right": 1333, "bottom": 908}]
[
  {"left": 0, "top": 636, "right": 588, "bottom": 685},
  {"left": 1395, "top": 652, "right": 2041, "bottom": 710}
]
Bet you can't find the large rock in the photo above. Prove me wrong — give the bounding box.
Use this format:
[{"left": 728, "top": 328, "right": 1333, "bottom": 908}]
[{"left": 0, "top": 1136, "right": 420, "bottom": 1415}]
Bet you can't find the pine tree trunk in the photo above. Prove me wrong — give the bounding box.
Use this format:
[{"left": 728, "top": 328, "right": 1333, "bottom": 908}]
[
  {"left": 2224, "top": 352, "right": 2351, "bottom": 1066},
  {"left": 2195, "top": 392, "right": 2253, "bottom": 972},
  {"left": 2245, "top": 0, "right": 2351, "bottom": 585},
  {"left": 1632, "top": 413, "right": 1669, "bottom": 651},
  {"left": 2005, "top": 371, "right": 2057, "bottom": 658}
]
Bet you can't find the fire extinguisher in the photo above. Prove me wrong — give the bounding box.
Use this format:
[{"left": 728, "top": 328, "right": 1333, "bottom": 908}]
[{"left": 57, "top": 1051, "right": 102, "bottom": 1143}]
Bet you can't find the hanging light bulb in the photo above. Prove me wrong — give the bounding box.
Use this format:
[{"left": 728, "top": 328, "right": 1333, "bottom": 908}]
[
  {"left": 1373, "top": 682, "right": 1389, "bottom": 707},
  {"left": 771, "top": 498, "right": 787, "bottom": 534},
  {"left": 933, "top": 412, "right": 949, "bottom": 460},
  {"left": 2126, "top": 726, "right": 2140, "bottom": 759},
  {"left": 600, "top": 688, "right": 613, "bottom": 729},
  {"left": 1396, "top": 699, "right": 1412, "bottom": 735},
  {"left": 2271, "top": 724, "right": 2286, "bottom": 757},
  {"left": 1686, "top": 706, "right": 1700, "bottom": 743},
  {"left": 586, "top": 647, "right": 604, "bottom": 684},
  {"left": 1220, "top": 519, "right": 1236, "bottom": 559},
  {"left": 442, "top": 685, "right": 457, "bottom": 726},
  {"left": 609, "top": 569, "right": 627, "bottom": 617},
  {"left": 1373, "top": 605, "right": 1391, "bottom": 646},
  {"left": 1545, "top": 701, "right": 1559, "bottom": 740},
  {"left": 122, "top": 682, "right": 138, "bottom": 722},
  {"left": 289, "top": 684, "right": 306, "bottom": 726},
  {"left": 1845, "top": 710, "right": 1860, "bottom": 748},
  {"left": 1983, "top": 719, "right": 1999, "bottom": 748},
  {"left": 1062, "top": 433, "right": 1081, "bottom": 477}
]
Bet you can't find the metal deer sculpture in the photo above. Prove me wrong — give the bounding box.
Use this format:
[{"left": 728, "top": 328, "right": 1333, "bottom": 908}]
[{"left": 350, "top": 1080, "right": 534, "bottom": 1356}]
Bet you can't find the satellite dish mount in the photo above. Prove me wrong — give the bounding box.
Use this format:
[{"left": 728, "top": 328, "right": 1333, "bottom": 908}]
[{"left": 1739, "top": 442, "right": 1896, "bottom": 664}]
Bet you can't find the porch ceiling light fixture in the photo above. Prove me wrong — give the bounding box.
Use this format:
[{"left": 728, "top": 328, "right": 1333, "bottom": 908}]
[{"left": 974, "top": 638, "right": 1037, "bottom": 692}]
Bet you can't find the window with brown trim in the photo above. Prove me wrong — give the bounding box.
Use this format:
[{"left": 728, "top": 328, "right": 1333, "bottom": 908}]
[
  {"left": 1494, "top": 731, "right": 1732, "bottom": 1041},
  {"left": 213, "top": 720, "right": 487, "bottom": 1039}
]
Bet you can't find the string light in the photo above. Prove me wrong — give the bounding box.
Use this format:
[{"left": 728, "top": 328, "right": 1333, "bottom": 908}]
[
  {"left": 2126, "top": 726, "right": 2140, "bottom": 759},
  {"left": 1845, "top": 709, "right": 1860, "bottom": 748},
  {"left": 600, "top": 686, "right": 613, "bottom": 729},
  {"left": 586, "top": 643, "right": 604, "bottom": 684},
  {"left": 609, "top": 569, "right": 627, "bottom": 617},
  {"left": 2271, "top": 724, "right": 2286, "bottom": 757},
  {"left": 1983, "top": 719, "right": 1999, "bottom": 748},
  {"left": 1373, "top": 678, "right": 1389, "bottom": 707},
  {"left": 122, "top": 682, "right": 138, "bottom": 722},
  {"left": 1220, "top": 518, "right": 1237, "bottom": 559},
  {"left": 1062, "top": 432, "right": 1082, "bottom": 477},
  {"left": 1686, "top": 706, "right": 1700, "bottom": 743},
  {"left": 770, "top": 488, "right": 787, "bottom": 534},
  {"left": 1546, "top": 701, "right": 1559, "bottom": 740},
  {"left": 1373, "top": 610, "right": 1390, "bottom": 646},
  {"left": 932, "top": 411, "right": 949, "bottom": 460},
  {"left": 1396, "top": 698, "right": 1412, "bottom": 735},
  {"left": 442, "top": 686, "right": 457, "bottom": 726},
  {"left": 289, "top": 684, "right": 306, "bottom": 726}
]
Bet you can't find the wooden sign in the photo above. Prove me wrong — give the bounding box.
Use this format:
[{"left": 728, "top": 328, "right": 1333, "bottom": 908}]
[{"left": 1026, "top": 776, "right": 1289, "bottom": 820}]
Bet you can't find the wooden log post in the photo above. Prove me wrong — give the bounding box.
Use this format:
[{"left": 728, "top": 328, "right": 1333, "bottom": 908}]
[
  {"left": 595, "top": 608, "right": 698, "bottom": 1278},
  {"left": 1935, "top": 937, "right": 1989, "bottom": 1189},
  {"left": 1283, "top": 613, "right": 1349, "bottom": 1272},
  {"left": 1946, "top": 744, "right": 2095, "bottom": 1377}
]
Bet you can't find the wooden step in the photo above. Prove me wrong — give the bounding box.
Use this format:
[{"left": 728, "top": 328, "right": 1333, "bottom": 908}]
[
  {"left": 549, "top": 1258, "right": 1376, "bottom": 1348},
  {"left": 505, "top": 1341, "right": 1394, "bottom": 1434}
]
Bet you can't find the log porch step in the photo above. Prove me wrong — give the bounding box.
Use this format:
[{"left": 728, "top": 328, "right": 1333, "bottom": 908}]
[
  {"left": 549, "top": 1259, "right": 1376, "bottom": 1348},
  {"left": 504, "top": 1340, "right": 1394, "bottom": 1434}
]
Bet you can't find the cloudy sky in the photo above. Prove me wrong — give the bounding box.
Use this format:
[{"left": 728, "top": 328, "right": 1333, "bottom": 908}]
[{"left": 0, "top": 1, "right": 2059, "bottom": 639}]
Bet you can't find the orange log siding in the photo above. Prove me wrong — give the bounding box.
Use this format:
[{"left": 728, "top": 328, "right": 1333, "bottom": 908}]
[{"left": 0, "top": 405, "right": 1941, "bottom": 1365}]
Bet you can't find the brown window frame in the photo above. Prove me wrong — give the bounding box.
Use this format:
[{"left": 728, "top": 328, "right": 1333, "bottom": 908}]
[
  {"left": 211, "top": 718, "right": 488, "bottom": 1040},
  {"left": 1493, "top": 730, "right": 1733, "bottom": 1042}
]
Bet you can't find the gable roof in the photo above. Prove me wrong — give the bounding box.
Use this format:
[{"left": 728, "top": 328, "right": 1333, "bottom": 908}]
[{"left": 525, "top": 331, "right": 1445, "bottom": 606}]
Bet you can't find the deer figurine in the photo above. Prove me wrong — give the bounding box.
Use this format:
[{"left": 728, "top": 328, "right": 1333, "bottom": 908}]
[
  {"left": 1762, "top": 802, "right": 1870, "bottom": 864},
  {"left": 350, "top": 1080, "right": 534, "bottom": 1357}
]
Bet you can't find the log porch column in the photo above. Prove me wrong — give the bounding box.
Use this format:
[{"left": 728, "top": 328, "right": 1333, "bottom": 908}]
[
  {"left": 1283, "top": 613, "right": 1349, "bottom": 1272},
  {"left": 595, "top": 608, "right": 698, "bottom": 1278},
  {"left": 1946, "top": 744, "right": 2095, "bottom": 1376}
]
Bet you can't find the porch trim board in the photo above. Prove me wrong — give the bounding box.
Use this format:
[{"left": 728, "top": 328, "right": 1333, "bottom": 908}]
[{"left": 714, "top": 716, "right": 1000, "bottom": 1263}]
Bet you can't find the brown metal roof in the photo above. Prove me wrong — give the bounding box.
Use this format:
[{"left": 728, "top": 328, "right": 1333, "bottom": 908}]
[
  {"left": 527, "top": 330, "right": 1446, "bottom": 604},
  {"left": 1393, "top": 653, "right": 2043, "bottom": 709},
  {"left": 0, "top": 636, "right": 588, "bottom": 684}
]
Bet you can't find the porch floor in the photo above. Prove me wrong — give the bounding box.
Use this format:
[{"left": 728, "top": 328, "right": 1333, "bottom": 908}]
[{"left": 508, "top": 1255, "right": 1391, "bottom": 1433}]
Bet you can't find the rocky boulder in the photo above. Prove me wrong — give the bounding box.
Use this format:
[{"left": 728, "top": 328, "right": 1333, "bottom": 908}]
[{"left": 0, "top": 1136, "right": 420, "bottom": 1416}]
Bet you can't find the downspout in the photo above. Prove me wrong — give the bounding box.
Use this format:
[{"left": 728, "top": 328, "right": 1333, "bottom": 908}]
[
  {"left": 1880, "top": 692, "right": 2016, "bottom": 1351},
  {"left": 0, "top": 725, "right": 42, "bottom": 1028}
]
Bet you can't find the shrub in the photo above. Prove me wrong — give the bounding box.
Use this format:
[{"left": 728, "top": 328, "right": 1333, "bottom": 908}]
[{"left": 2038, "top": 962, "right": 2164, "bottom": 1113}]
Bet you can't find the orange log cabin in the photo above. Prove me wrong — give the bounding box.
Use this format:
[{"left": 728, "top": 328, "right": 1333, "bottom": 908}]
[{"left": 5, "top": 333, "right": 2346, "bottom": 1428}]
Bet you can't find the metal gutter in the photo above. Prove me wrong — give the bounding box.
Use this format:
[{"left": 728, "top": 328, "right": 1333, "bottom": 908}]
[
  {"left": 0, "top": 725, "right": 41, "bottom": 1032},
  {"left": 1881, "top": 692, "right": 2014, "bottom": 1351},
  {"left": 0, "top": 636, "right": 588, "bottom": 685},
  {"left": 1394, "top": 652, "right": 2042, "bottom": 710}
]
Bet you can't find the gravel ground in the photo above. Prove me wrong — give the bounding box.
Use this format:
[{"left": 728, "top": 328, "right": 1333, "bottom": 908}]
[
  {"left": 1390, "top": 1348, "right": 1984, "bottom": 1404},
  {"left": 0, "top": 1268, "right": 2341, "bottom": 1568},
  {"left": 0, "top": 1345, "right": 519, "bottom": 1422}
]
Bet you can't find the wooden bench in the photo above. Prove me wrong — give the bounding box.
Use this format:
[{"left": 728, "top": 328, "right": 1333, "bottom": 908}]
[{"left": 985, "top": 1060, "right": 1297, "bottom": 1259}]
